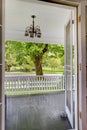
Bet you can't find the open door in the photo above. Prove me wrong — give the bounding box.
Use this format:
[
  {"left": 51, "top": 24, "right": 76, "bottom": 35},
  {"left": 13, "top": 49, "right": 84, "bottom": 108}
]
[{"left": 64, "top": 13, "right": 74, "bottom": 128}]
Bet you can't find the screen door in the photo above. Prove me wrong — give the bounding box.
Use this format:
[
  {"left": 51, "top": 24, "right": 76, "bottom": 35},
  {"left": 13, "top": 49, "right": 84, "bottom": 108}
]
[{"left": 64, "top": 15, "right": 74, "bottom": 128}]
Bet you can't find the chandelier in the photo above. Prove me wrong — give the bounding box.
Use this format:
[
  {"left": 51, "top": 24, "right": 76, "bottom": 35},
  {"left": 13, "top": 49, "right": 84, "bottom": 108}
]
[{"left": 25, "top": 15, "right": 41, "bottom": 38}]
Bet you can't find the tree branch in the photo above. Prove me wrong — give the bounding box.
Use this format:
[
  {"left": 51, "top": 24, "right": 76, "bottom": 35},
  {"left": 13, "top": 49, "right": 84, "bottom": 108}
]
[{"left": 42, "top": 44, "right": 48, "bottom": 54}]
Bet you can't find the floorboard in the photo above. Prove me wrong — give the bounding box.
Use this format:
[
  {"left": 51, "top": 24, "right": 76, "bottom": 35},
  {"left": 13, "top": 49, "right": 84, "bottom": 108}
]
[{"left": 5, "top": 92, "right": 71, "bottom": 130}]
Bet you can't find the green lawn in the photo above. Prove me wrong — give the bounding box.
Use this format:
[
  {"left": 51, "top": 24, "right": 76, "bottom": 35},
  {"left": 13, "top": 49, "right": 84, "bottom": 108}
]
[
  {"left": 5, "top": 67, "right": 64, "bottom": 75},
  {"left": 43, "top": 67, "right": 64, "bottom": 74}
]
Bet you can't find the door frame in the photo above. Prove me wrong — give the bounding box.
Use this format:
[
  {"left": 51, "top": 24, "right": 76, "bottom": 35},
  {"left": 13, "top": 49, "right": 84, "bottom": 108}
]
[
  {"left": 78, "top": 1, "right": 87, "bottom": 130},
  {"left": 2, "top": 0, "right": 87, "bottom": 130}
]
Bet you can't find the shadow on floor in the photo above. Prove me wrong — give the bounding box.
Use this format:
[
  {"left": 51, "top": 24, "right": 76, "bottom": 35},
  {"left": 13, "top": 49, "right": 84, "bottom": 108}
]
[{"left": 5, "top": 92, "right": 71, "bottom": 130}]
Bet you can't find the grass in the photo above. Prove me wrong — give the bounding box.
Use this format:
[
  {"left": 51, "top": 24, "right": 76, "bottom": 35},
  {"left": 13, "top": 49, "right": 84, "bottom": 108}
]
[
  {"left": 43, "top": 67, "right": 64, "bottom": 74},
  {"left": 5, "top": 67, "right": 64, "bottom": 75}
]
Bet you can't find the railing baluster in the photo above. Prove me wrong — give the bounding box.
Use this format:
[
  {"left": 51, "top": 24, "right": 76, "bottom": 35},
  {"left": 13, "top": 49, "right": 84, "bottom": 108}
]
[{"left": 4, "top": 74, "right": 69, "bottom": 95}]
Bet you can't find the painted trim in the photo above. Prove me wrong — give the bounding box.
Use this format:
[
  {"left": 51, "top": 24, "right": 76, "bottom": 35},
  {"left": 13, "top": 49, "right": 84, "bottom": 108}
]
[
  {"left": 3, "top": 1, "right": 79, "bottom": 130},
  {"left": 77, "top": 1, "right": 87, "bottom": 130},
  {"left": 39, "top": 0, "right": 79, "bottom": 7},
  {"left": 2, "top": 0, "right": 5, "bottom": 130}
]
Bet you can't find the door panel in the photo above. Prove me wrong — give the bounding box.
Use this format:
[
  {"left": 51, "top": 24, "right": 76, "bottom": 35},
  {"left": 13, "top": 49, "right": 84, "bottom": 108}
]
[{"left": 65, "top": 15, "right": 73, "bottom": 128}]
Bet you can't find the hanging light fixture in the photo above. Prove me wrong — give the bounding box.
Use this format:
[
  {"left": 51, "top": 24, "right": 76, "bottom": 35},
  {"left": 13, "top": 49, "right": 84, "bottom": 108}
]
[{"left": 24, "top": 15, "right": 41, "bottom": 38}]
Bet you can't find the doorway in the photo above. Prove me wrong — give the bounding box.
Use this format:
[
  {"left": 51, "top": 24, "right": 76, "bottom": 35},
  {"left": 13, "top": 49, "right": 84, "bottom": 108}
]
[{"left": 4, "top": 0, "right": 78, "bottom": 130}]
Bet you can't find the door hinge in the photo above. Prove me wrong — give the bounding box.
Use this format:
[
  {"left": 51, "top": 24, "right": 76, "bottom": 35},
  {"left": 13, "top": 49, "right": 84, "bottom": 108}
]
[
  {"left": 79, "top": 112, "right": 82, "bottom": 119},
  {"left": 78, "top": 16, "right": 81, "bottom": 22},
  {"left": 0, "top": 24, "right": 2, "bottom": 28},
  {"left": 79, "top": 63, "right": 81, "bottom": 71},
  {"left": 72, "top": 20, "right": 74, "bottom": 24}
]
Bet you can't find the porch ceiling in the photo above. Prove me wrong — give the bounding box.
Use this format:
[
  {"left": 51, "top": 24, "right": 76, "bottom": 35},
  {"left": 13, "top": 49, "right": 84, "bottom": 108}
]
[{"left": 5, "top": 0, "right": 74, "bottom": 44}]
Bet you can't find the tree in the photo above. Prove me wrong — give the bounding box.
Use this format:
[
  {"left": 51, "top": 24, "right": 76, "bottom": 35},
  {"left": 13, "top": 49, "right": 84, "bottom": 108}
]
[
  {"left": 25, "top": 43, "right": 48, "bottom": 75},
  {"left": 5, "top": 41, "right": 64, "bottom": 75},
  {"left": 5, "top": 41, "right": 18, "bottom": 71},
  {"left": 48, "top": 44, "right": 64, "bottom": 66}
]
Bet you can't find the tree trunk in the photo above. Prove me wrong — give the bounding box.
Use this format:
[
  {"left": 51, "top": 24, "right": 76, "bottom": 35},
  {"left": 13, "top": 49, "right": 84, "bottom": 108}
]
[
  {"left": 34, "top": 56, "right": 43, "bottom": 75},
  {"left": 34, "top": 44, "right": 48, "bottom": 75},
  {"left": 6, "top": 65, "right": 11, "bottom": 72}
]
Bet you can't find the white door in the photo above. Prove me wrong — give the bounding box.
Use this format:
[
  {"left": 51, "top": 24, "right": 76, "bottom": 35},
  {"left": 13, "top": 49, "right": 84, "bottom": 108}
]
[{"left": 64, "top": 14, "right": 74, "bottom": 128}]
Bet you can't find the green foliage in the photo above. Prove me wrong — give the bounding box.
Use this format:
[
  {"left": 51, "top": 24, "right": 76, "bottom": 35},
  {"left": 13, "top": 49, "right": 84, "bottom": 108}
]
[
  {"left": 43, "top": 44, "right": 64, "bottom": 66},
  {"left": 48, "top": 44, "right": 64, "bottom": 57},
  {"left": 25, "top": 43, "right": 48, "bottom": 61},
  {"left": 5, "top": 40, "right": 64, "bottom": 73},
  {"left": 5, "top": 41, "right": 18, "bottom": 71}
]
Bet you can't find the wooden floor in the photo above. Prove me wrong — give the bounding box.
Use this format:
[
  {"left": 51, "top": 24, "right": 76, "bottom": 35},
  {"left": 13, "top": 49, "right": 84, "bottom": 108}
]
[{"left": 5, "top": 92, "right": 71, "bottom": 130}]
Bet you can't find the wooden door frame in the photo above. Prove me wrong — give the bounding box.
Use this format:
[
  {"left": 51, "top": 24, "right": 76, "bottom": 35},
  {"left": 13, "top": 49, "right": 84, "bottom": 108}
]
[
  {"left": 0, "top": 0, "right": 5, "bottom": 130},
  {"left": 77, "top": 1, "right": 87, "bottom": 130},
  {"left": 0, "top": 0, "right": 87, "bottom": 130}
]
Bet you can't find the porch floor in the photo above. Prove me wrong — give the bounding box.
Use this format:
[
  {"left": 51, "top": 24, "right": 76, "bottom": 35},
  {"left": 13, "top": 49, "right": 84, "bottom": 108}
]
[{"left": 5, "top": 92, "right": 71, "bottom": 130}]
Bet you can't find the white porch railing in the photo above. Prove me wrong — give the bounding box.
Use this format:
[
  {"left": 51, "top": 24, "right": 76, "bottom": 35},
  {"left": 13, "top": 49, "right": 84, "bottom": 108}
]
[{"left": 4, "top": 74, "right": 65, "bottom": 95}]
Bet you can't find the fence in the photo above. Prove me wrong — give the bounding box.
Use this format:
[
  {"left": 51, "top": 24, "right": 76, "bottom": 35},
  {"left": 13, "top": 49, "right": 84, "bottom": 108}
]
[{"left": 4, "top": 74, "right": 65, "bottom": 95}]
